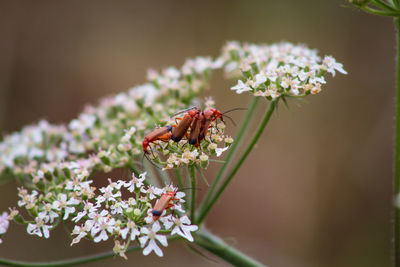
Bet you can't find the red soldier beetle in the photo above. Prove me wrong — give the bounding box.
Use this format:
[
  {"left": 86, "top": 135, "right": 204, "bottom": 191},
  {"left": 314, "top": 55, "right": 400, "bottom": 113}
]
[
  {"left": 151, "top": 190, "right": 178, "bottom": 221},
  {"left": 188, "top": 112, "right": 204, "bottom": 146},
  {"left": 171, "top": 108, "right": 199, "bottom": 142},
  {"left": 142, "top": 125, "right": 174, "bottom": 155}
]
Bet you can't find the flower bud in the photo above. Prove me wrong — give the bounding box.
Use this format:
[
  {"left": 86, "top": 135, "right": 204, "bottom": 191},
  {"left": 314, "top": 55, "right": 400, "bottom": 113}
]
[
  {"left": 240, "top": 62, "right": 252, "bottom": 78},
  {"left": 13, "top": 213, "right": 24, "bottom": 224},
  {"left": 200, "top": 154, "right": 209, "bottom": 168},
  {"left": 98, "top": 151, "right": 111, "bottom": 165},
  {"left": 217, "top": 122, "right": 226, "bottom": 130},
  {"left": 208, "top": 143, "right": 217, "bottom": 154},
  {"left": 117, "top": 144, "right": 125, "bottom": 152},
  {"left": 103, "top": 165, "right": 112, "bottom": 173},
  {"left": 224, "top": 136, "right": 234, "bottom": 145}
]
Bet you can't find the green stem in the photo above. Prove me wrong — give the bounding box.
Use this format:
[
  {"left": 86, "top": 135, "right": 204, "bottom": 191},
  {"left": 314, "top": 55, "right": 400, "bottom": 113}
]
[
  {"left": 194, "top": 229, "right": 266, "bottom": 267},
  {"left": 198, "top": 97, "right": 259, "bottom": 214},
  {"left": 0, "top": 236, "right": 182, "bottom": 267},
  {"left": 175, "top": 168, "right": 184, "bottom": 189},
  {"left": 362, "top": 6, "right": 400, "bottom": 16},
  {"left": 188, "top": 164, "right": 197, "bottom": 221},
  {"left": 197, "top": 99, "right": 278, "bottom": 224},
  {"left": 374, "top": 0, "right": 396, "bottom": 11},
  {"left": 155, "top": 164, "right": 171, "bottom": 185},
  {"left": 395, "top": 17, "right": 400, "bottom": 267},
  {"left": 0, "top": 245, "right": 141, "bottom": 267}
]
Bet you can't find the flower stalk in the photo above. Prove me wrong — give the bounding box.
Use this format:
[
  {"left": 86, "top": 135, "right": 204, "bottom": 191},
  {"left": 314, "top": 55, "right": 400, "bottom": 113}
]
[
  {"left": 395, "top": 16, "right": 400, "bottom": 267},
  {"left": 198, "top": 97, "right": 260, "bottom": 213},
  {"left": 194, "top": 228, "right": 266, "bottom": 267},
  {"left": 196, "top": 99, "right": 278, "bottom": 224},
  {"left": 188, "top": 165, "right": 197, "bottom": 221},
  {"left": 0, "top": 236, "right": 182, "bottom": 267},
  {"left": 349, "top": 1, "right": 400, "bottom": 265}
]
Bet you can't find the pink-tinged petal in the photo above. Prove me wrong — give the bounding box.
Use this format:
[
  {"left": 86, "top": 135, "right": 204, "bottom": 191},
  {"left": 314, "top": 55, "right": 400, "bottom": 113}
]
[
  {"left": 120, "top": 228, "right": 129, "bottom": 240},
  {"left": 141, "top": 227, "right": 149, "bottom": 235},
  {"left": 150, "top": 239, "right": 164, "bottom": 257},
  {"left": 184, "top": 225, "right": 198, "bottom": 232},
  {"left": 94, "top": 230, "right": 108, "bottom": 242},
  {"left": 27, "top": 224, "right": 40, "bottom": 237},
  {"left": 143, "top": 239, "right": 163, "bottom": 256},
  {"left": 42, "top": 226, "right": 50, "bottom": 239},
  {"left": 139, "top": 236, "right": 149, "bottom": 247},
  {"left": 131, "top": 228, "right": 140, "bottom": 240},
  {"left": 152, "top": 221, "right": 161, "bottom": 232},
  {"left": 180, "top": 216, "right": 191, "bottom": 224},
  {"left": 162, "top": 219, "right": 173, "bottom": 230},
  {"left": 155, "top": 235, "right": 168, "bottom": 247},
  {"left": 175, "top": 192, "right": 185, "bottom": 199},
  {"left": 171, "top": 226, "right": 184, "bottom": 237},
  {"left": 142, "top": 244, "right": 152, "bottom": 256}
]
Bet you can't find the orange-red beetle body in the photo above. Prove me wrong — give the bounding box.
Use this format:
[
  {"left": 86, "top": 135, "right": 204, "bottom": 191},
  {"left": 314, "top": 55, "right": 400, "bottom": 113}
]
[
  {"left": 188, "top": 112, "right": 204, "bottom": 146},
  {"left": 171, "top": 109, "right": 199, "bottom": 142},
  {"left": 142, "top": 125, "right": 173, "bottom": 154},
  {"left": 151, "top": 191, "right": 177, "bottom": 221},
  {"left": 198, "top": 108, "right": 223, "bottom": 141}
]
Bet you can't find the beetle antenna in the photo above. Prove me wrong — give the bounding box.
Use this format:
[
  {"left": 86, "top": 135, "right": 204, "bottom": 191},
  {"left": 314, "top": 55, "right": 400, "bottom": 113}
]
[
  {"left": 222, "top": 114, "right": 236, "bottom": 127},
  {"left": 179, "top": 187, "right": 202, "bottom": 191},
  {"left": 173, "top": 106, "right": 198, "bottom": 117},
  {"left": 141, "top": 153, "right": 146, "bottom": 168},
  {"left": 222, "top": 107, "right": 247, "bottom": 115},
  {"left": 143, "top": 153, "right": 162, "bottom": 169}
]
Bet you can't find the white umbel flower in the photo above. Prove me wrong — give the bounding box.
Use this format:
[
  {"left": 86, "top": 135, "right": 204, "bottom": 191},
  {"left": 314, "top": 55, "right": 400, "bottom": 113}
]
[{"left": 139, "top": 221, "right": 168, "bottom": 257}]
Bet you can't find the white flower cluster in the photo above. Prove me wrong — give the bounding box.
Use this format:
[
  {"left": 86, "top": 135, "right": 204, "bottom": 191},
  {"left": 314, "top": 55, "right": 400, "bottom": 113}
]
[
  {"left": 222, "top": 41, "right": 347, "bottom": 99},
  {"left": 158, "top": 121, "right": 233, "bottom": 170},
  {"left": 17, "top": 169, "right": 197, "bottom": 258},
  {"left": 148, "top": 57, "right": 222, "bottom": 100},
  {"left": 0, "top": 55, "right": 222, "bottom": 184},
  {"left": 0, "top": 121, "right": 70, "bottom": 174},
  {"left": 0, "top": 41, "right": 346, "bottom": 260},
  {"left": 0, "top": 212, "right": 9, "bottom": 244},
  {"left": 0, "top": 53, "right": 227, "bottom": 259}
]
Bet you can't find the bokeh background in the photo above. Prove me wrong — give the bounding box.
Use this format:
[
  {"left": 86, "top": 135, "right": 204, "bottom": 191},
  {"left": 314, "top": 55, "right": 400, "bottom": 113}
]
[{"left": 0, "top": 0, "right": 394, "bottom": 266}]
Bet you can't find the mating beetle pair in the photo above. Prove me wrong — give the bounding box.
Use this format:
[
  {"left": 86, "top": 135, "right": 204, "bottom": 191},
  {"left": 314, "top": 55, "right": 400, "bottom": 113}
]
[{"left": 142, "top": 107, "right": 230, "bottom": 155}]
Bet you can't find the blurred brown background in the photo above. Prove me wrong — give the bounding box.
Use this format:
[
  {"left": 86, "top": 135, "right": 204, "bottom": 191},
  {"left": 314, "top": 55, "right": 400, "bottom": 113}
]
[{"left": 0, "top": 0, "right": 393, "bottom": 266}]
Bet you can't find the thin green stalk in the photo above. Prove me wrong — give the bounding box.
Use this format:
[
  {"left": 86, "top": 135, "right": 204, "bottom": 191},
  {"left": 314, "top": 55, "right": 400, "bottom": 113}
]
[
  {"left": 198, "top": 97, "right": 259, "bottom": 214},
  {"left": 0, "top": 236, "right": 182, "bottom": 267},
  {"left": 175, "top": 168, "right": 184, "bottom": 189},
  {"left": 0, "top": 246, "right": 141, "bottom": 267},
  {"left": 194, "top": 228, "right": 266, "bottom": 267},
  {"left": 188, "top": 164, "right": 197, "bottom": 221},
  {"left": 395, "top": 17, "right": 400, "bottom": 267},
  {"left": 362, "top": 6, "right": 400, "bottom": 16},
  {"left": 197, "top": 99, "right": 278, "bottom": 224},
  {"left": 374, "top": 0, "right": 396, "bottom": 11},
  {"left": 181, "top": 167, "right": 189, "bottom": 210},
  {"left": 155, "top": 164, "right": 171, "bottom": 185}
]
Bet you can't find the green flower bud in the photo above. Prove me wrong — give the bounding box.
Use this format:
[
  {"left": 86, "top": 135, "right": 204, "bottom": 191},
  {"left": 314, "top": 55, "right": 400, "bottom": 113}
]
[{"left": 200, "top": 154, "right": 209, "bottom": 168}]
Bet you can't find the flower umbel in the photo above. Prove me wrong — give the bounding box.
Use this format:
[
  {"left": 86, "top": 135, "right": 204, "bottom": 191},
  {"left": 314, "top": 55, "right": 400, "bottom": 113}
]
[
  {"left": 223, "top": 41, "right": 346, "bottom": 100},
  {"left": 0, "top": 40, "right": 346, "bottom": 263}
]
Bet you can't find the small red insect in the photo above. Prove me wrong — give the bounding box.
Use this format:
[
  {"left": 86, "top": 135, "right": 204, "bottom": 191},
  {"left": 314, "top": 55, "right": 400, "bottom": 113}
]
[
  {"left": 171, "top": 108, "right": 199, "bottom": 142},
  {"left": 188, "top": 111, "right": 204, "bottom": 146},
  {"left": 198, "top": 108, "right": 224, "bottom": 142},
  {"left": 142, "top": 125, "right": 174, "bottom": 155},
  {"left": 151, "top": 190, "right": 178, "bottom": 221},
  {"left": 142, "top": 107, "right": 244, "bottom": 156},
  {"left": 171, "top": 107, "right": 239, "bottom": 146}
]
